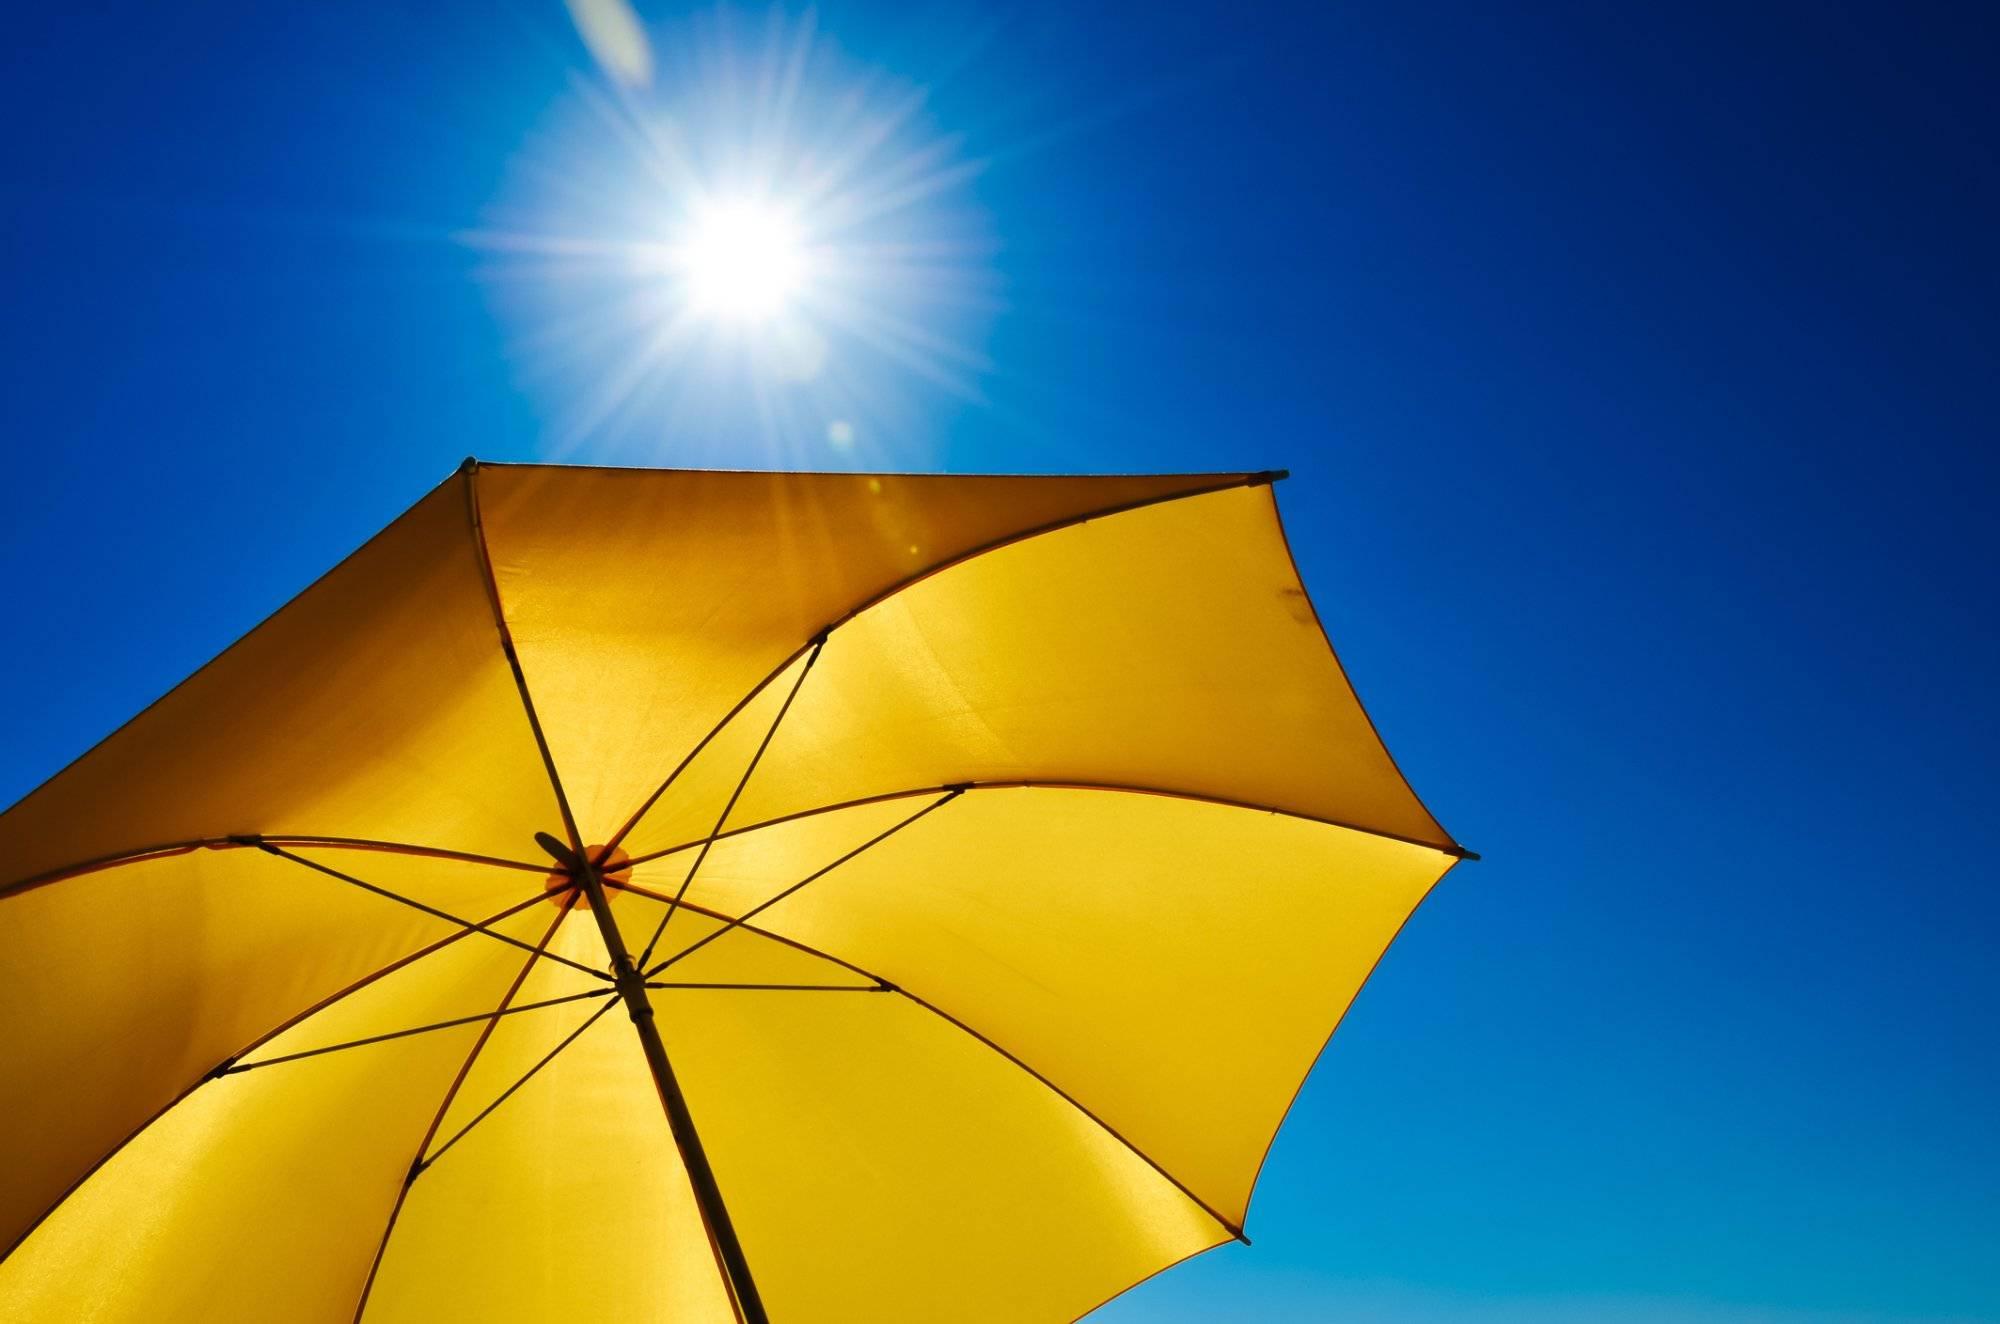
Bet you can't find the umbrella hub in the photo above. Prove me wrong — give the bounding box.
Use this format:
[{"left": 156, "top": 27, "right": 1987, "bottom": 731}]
[{"left": 541, "top": 843, "right": 632, "bottom": 909}]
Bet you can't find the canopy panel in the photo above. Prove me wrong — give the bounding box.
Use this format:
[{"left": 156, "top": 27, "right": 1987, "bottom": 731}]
[
  {"left": 362, "top": 932, "right": 741, "bottom": 1324},
  {"left": 0, "top": 927, "right": 537, "bottom": 1322},
  {"left": 471, "top": 465, "right": 1267, "bottom": 846},
  {"left": 617, "top": 484, "right": 1454, "bottom": 861},
  {"left": 0, "top": 847, "right": 548, "bottom": 1256},
  {"left": 630, "top": 786, "right": 1451, "bottom": 1227},
  {"left": 658, "top": 984, "right": 1231, "bottom": 1323}
]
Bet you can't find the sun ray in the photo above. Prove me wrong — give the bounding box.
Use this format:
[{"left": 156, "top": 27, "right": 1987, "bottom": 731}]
[{"left": 466, "top": 3, "right": 997, "bottom": 465}]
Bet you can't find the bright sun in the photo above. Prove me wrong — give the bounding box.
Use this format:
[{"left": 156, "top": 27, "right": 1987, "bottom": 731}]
[
  {"left": 470, "top": 4, "right": 996, "bottom": 453},
  {"left": 675, "top": 200, "right": 808, "bottom": 323}
]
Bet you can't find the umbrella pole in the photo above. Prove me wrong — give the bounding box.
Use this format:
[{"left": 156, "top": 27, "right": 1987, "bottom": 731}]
[{"left": 572, "top": 860, "right": 771, "bottom": 1324}]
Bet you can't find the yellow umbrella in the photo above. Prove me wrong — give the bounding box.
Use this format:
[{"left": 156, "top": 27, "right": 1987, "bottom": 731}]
[{"left": 0, "top": 462, "right": 1469, "bottom": 1322}]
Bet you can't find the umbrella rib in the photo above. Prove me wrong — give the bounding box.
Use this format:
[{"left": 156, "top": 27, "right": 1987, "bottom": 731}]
[
  {"left": 465, "top": 466, "right": 765, "bottom": 1323},
  {"left": 620, "top": 781, "right": 1478, "bottom": 871},
  {"left": 1, "top": 834, "right": 554, "bottom": 903},
  {"left": 643, "top": 788, "right": 964, "bottom": 979},
  {"left": 254, "top": 841, "right": 612, "bottom": 982},
  {"left": 349, "top": 895, "right": 583, "bottom": 1322},
  {"left": 0, "top": 890, "right": 551, "bottom": 1270},
  {"left": 219, "top": 988, "right": 618, "bottom": 1073},
  {"left": 680, "top": 910, "right": 1251, "bottom": 1242},
  {"left": 594, "top": 470, "right": 1285, "bottom": 859},
  {"left": 646, "top": 981, "right": 892, "bottom": 993},
  {"left": 462, "top": 459, "right": 589, "bottom": 861},
  {"left": 632, "top": 636, "right": 827, "bottom": 971},
  {"left": 207, "top": 984, "right": 867, "bottom": 1076},
  {"left": 414, "top": 995, "right": 620, "bottom": 1175},
  {"left": 623, "top": 881, "right": 1246, "bottom": 1242},
  {"left": 605, "top": 881, "right": 888, "bottom": 980},
  {"left": 614, "top": 874, "right": 1249, "bottom": 1239}
]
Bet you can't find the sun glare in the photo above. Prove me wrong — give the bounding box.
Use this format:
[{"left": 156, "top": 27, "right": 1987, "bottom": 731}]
[
  {"left": 469, "top": 4, "right": 997, "bottom": 462},
  {"left": 676, "top": 201, "right": 807, "bottom": 322}
]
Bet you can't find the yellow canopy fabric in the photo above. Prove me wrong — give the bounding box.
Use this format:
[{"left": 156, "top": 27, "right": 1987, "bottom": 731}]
[{"left": 0, "top": 463, "right": 1466, "bottom": 1322}]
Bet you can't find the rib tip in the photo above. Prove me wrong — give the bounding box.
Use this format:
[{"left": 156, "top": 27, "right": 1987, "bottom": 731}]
[
  {"left": 1456, "top": 847, "right": 1482, "bottom": 862},
  {"left": 458, "top": 455, "right": 480, "bottom": 474},
  {"left": 1232, "top": 1227, "right": 1252, "bottom": 1245},
  {"left": 205, "top": 1057, "right": 240, "bottom": 1081},
  {"left": 1248, "top": 468, "right": 1289, "bottom": 486}
]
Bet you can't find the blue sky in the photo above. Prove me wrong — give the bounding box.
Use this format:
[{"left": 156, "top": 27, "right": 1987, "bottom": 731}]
[{"left": 4, "top": 2, "right": 1997, "bottom": 1319}]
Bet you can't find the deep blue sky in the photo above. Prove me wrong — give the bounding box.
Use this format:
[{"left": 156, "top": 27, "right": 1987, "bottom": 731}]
[{"left": 5, "top": 3, "right": 1997, "bottom": 1319}]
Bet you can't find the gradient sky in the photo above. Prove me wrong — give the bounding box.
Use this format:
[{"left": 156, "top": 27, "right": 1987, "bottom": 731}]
[{"left": 4, "top": 2, "right": 1997, "bottom": 1320}]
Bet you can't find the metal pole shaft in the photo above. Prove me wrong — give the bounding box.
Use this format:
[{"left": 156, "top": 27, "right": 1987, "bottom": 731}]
[{"left": 572, "top": 862, "right": 770, "bottom": 1323}]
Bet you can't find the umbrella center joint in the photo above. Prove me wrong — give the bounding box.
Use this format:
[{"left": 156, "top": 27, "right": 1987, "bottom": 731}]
[{"left": 540, "top": 842, "right": 633, "bottom": 909}]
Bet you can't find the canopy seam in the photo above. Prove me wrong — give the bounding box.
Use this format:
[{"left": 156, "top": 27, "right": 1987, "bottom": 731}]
[
  {"left": 620, "top": 781, "right": 1475, "bottom": 869},
  {"left": 0, "top": 835, "right": 552, "bottom": 904},
  {"left": 462, "top": 460, "right": 589, "bottom": 857}
]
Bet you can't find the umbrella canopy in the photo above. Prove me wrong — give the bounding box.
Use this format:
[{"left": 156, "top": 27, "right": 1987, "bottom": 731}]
[{"left": 0, "top": 462, "right": 1469, "bottom": 1323}]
